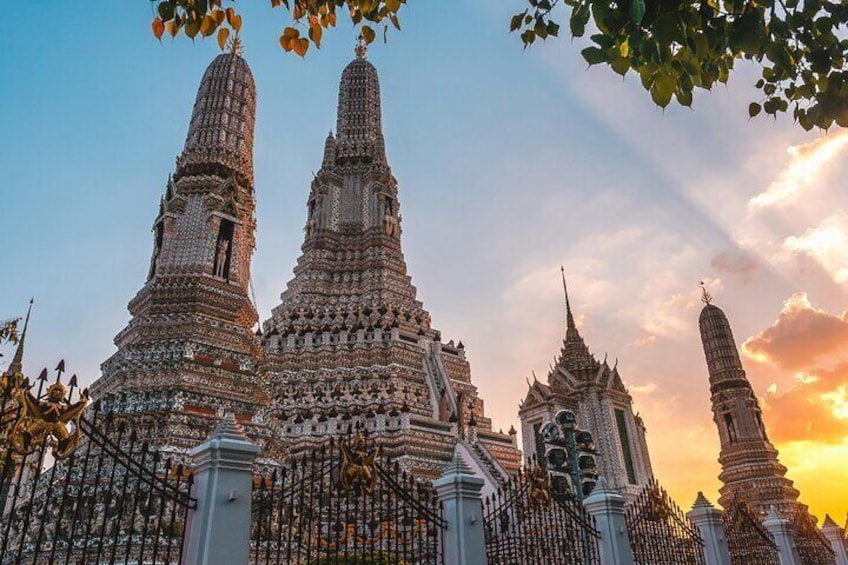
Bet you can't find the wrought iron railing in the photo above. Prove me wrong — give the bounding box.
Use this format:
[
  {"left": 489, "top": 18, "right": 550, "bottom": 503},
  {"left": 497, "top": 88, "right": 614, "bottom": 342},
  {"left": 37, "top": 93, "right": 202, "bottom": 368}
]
[
  {"left": 483, "top": 466, "right": 601, "bottom": 564},
  {"left": 249, "top": 433, "right": 445, "bottom": 564},
  {"left": 793, "top": 512, "right": 836, "bottom": 565},
  {"left": 722, "top": 493, "right": 779, "bottom": 565},
  {"left": 0, "top": 366, "right": 195, "bottom": 565},
  {"left": 625, "top": 478, "right": 706, "bottom": 565}
]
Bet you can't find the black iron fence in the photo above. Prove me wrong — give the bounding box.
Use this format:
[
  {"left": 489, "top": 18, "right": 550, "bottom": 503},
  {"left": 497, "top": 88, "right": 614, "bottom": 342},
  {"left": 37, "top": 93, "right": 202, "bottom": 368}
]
[
  {"left": 722, "top": 493, "right": 779, "bottom": 565},
  {"left": 625, "top": 478, "right": 706, "bottom": 565},
  {"left": 250, "top": 433, "right": 445, "bottom": 564},
  {"left": 793, "top": 512, "right": 836, "bottom": 565},
  {"left": 482, "top": 466, "right": 601, "bottom": 565},
  {"left": 0, "top": 367, "right": 195, "bottom": 565}
]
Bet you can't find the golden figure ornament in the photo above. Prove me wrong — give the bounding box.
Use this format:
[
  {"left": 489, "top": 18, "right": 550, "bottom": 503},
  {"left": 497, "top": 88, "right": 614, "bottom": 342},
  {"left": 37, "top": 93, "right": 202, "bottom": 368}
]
[
  {"left": 339, "top": 434, "right": 380, "bottom": 494},
  {"left": 528, "top": 466, "right": 553, "bottom": 508},
  {"left": 9, "top": 380, "right": 89, "bottom": 460}
]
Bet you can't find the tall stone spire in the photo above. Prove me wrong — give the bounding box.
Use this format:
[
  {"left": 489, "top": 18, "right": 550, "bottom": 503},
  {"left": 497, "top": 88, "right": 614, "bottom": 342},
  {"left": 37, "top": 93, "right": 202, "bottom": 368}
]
[
  {"left": 263, "top": 49, "right": 522, "bottom": 480},
  {"left": 4, "top": 299, "right": 32, "bottom": 379},
  {"left": 698, "top": 297, "right": 804, "bottom": 517},
  {"left": 92, "top": 53, "right": 268, "bottom": 453},
  {"left": 557, "top": 270, "right": 597, "bottom": 376}
]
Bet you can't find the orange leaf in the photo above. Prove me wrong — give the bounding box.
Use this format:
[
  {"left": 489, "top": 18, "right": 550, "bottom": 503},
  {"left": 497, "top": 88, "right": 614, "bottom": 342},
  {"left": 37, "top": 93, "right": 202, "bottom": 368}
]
[
  {"left": 231, "top": 14, "right": 242, "bottom": 32},
  {"left": 225, "top": 7, "right": 236, "bottom": 27},
  {"left": 309, "top": 22, "right": 323, "bottom": 46},
  {"left": 217, "top": 27, "right": 230, "bottom": 50},
  {"left": 200, "top": 15, "right": 216, "bottom": 37},
  {"left": 152, "top": 18, "right": 165, "bottom": 40},
  {"left": 360, "top": 25, "right": 376, "bottom": 44},
  {"left": 293, "top": 38, "right": 309, "bottom": 57},
  {"left": 166, "top": 20, "right": 179, "bottom": 38},
  {"left": 212, "top": 9, "right": 226, "bottom": 25}
]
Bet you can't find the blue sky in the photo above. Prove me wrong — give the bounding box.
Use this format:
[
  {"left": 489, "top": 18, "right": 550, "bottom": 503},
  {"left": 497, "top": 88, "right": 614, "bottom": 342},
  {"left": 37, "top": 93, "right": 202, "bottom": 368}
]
[{"left": 3, "top": 1, "right": 848, "bottom": 518}]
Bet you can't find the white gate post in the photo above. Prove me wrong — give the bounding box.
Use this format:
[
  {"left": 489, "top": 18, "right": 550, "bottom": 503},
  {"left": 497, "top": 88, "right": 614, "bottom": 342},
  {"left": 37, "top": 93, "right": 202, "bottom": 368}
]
[
  {"left": 583, "top": 476, "right": 636, "bottom": 565},
  {"left": 822, "top": 515, "right": 848, "bottom": 565},
  {"left": 763, "top": 506, "right": 802, "bottom": 565},
  {"left": 432, "top": 449, "right": 487, "bottom": 565},
  {"left": 181, "top": 414, "right": 260, "bottom": 565},
  {"left": 686, "top": 492, "right": 731, "bottom": 565}
]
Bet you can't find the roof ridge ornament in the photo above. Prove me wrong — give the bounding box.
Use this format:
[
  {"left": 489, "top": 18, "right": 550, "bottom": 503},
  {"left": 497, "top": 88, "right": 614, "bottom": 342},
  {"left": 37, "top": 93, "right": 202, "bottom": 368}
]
[
  {"left": 699, "top": 281, "right": 713, "bottom": 305},
  {"left": 355, "top": 36, "right": 368, "bottom": 59}
]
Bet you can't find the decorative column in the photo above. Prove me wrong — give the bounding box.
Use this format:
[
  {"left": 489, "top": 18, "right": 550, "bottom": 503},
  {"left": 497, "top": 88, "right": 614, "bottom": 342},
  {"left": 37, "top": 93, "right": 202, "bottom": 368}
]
[
  {"left": 763, "top": 507, "right": 801, "bottom": 565},
  {"left": 583, "top": 476, "right": 636, "bottom": 565},
  {"left": 181, "top": 414, "right": 261, "bottom": 565},
  {"left": 433, "top": 450, "right": 487, "bottom": 565},
  {"left": 686, "top": 492, "right": 731, "bottom": 565},
  {"left": 822, "top": 515, "right": 848, "bottom": 565}
]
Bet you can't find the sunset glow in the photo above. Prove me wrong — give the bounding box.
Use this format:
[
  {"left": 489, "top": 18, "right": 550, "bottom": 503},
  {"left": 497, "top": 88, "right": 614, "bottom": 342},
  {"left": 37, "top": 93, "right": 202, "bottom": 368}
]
[{"left": 3, "top": 1, "right": 848, "bottom": 527}]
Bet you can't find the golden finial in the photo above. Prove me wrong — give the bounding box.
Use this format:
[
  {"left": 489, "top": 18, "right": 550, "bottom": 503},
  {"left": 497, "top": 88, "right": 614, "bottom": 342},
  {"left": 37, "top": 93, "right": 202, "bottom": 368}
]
[
  {"left": 355, "top": 37, "right": 367, "bottom": 59},
  {"left": 228, "top": 34, "right": 244, "bottom": 56},
  {"left": 700, "top": 281, "right": 713, "bottom": 305}
]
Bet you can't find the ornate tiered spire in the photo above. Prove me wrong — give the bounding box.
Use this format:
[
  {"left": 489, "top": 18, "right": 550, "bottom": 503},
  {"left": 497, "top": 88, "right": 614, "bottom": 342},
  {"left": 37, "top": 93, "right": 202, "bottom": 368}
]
[
  {"left": 557, "top": 268, "right": 598, "bottom": 375},
  {"left": 92, "top": 53, "right": 267, "bottom": 451},
  {"left": 698, "top": 296, "right": 803, "bottom": 517},
  {"left": 177, "top": 52, "right": 256, "bottom": 185}
]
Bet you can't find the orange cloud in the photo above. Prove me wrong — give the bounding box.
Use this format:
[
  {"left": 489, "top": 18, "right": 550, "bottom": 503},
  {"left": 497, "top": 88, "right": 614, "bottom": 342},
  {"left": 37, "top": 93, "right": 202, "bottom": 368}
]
[
  {"left": 762, "top": 365, "right": 848, "bottom": 444},
  {"left": 742, "top": 292, "right": 848, "bottom": 369}
]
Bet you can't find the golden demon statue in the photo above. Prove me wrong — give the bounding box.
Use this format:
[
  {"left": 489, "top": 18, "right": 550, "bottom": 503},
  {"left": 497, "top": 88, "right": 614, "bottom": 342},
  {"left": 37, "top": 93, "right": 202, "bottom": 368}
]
[
  {"left": 339, "top": 434, "right": 380, "bottom": 494},
  {"left": 9, "top": 380, "right": 89, "bottom": 460},
  {"left": 528, "top": 466, "right": 552, "bottom": 508}
]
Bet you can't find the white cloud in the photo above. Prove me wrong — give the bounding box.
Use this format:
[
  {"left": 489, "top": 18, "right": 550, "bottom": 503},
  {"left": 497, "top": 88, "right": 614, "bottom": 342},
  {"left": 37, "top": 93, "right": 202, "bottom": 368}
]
[
  {"left": 749, "top": 132, "right": 848, "bottom": 209},
  {"left": 782, "top": 215, "right": 848, "bottom": 283}
]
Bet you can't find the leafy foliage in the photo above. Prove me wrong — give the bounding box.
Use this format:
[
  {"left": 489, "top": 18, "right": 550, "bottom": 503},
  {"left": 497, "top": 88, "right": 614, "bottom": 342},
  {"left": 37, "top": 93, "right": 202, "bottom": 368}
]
[
  {"left": 0, "top": 319, "right": 18, "bottom": 347},
  {"left": 510, "top": 0, "right": 848, "bottom": 129},
  {"left": 150, "top": 0, "right": 406, "bottom": 58}
]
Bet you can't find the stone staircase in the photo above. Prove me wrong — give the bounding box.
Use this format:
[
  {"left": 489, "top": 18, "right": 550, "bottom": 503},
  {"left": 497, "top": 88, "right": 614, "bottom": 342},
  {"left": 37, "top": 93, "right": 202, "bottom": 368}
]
[{"left": 468, "top": 441, "right": 508, "bottom": 488}]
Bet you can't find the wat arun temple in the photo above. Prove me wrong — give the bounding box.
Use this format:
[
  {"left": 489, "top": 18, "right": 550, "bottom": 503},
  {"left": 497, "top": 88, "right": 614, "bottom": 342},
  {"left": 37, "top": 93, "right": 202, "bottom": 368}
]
[
  {"left": 89, "top": 45, "right": 527, "bottom": 484},
  {"left": 6, "top": 42, "right": 834, "bottom": 533},
  {"left": 21, "top": 41, "right": 825, "bottom": 522}
]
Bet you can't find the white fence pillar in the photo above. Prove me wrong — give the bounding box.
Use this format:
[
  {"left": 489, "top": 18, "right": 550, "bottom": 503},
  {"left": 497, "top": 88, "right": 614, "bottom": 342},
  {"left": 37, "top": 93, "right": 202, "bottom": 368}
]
[
  {"left": 822, "top": 515, "right": 848, "bottom": 565},
  {"left": 763, "top": 507, "right": 802, "bottom": 565},
  {"left": 181, "top": 414, "right": 260, "bottom": 565},
  {"left": 584, "top": 477, "right": 636, "bottom": 565},
  {"left": 686, "top": 492, "right": 731, "bottom": 565},
  {"left": 433, "top": 450, "right": 487, "bottom": 565}
]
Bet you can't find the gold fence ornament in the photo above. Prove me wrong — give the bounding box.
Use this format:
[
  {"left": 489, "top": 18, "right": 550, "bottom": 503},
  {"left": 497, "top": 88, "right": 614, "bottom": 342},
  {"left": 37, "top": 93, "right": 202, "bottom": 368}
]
[
  {"left": 528, "top": 467, "right": 552, "bottom": 508},
  {"left": 339, "top": 434, "right": 380, "bottom": 494},
  {"left": 9, "top": 380, "right": 89, "bottom": 459}
]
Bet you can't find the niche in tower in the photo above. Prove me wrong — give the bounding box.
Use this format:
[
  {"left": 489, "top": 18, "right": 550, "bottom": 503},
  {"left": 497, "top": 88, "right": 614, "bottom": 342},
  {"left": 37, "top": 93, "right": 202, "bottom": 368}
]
[
  {"left": 213, "top": 219, "right": 235, "bottom": 280},
  {"left": 724, "top": 413, "right": 737, "bottom": 443},
  {"left": 148, "top": 221, "right": 164, "bottom": 280}
]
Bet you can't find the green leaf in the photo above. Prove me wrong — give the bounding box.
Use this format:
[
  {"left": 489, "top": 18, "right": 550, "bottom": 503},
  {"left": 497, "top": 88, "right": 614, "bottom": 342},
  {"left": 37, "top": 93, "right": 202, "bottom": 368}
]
[
  {"left": 157, "top": 2, "right": 175, "bottom": 22},
  {"left": 630, "top": 0, "right": 645, "bottom": 24},
  {"left": 570, "top": 6, "right": 590, "bottom": 37},
  {"left": 581, "top": 46, "right": 607, "bottom": 65},
  {"left": 510, "top": 14, "right": 523, "bottom": 32},
  {"left": 650, "top": 70, "right": 676, "bottom": 107}
]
